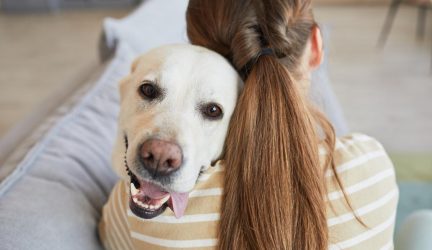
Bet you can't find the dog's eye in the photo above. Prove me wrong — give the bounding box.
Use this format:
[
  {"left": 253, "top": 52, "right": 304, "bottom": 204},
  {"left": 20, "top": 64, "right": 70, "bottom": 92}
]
[
  {"left": 201, "top": 103, "right": 223, "bottom": 120},
  {"left": 139, "top": 83, "right": 160, "bottom": 100}
]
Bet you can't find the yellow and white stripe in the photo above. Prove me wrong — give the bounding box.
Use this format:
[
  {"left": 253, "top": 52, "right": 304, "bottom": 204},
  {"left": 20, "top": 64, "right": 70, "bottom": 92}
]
[{"left": 99, "top": 133, "right": 399, "bottom": 249}]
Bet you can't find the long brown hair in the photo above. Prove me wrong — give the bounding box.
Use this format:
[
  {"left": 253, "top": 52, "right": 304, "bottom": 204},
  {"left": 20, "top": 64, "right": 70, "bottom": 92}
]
[{"left": 187, "top": 0, "right": 339, "bottom": 249}]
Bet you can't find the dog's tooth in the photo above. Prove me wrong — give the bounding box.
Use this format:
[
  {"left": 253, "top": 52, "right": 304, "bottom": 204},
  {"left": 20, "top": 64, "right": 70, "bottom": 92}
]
[
  {"left": 149, "top": 205, "right": 155, "bottom": 210},
  {"left": 130, "top": 183, "right": 138, "bottom": 196},
  {"left": 152, "top": 204, "right": 162, "bottom": 210},
  {"left": 160, "top": 195, "right": 170, "bottom": 204},
  {"left": 133, "top": 197, "right": 139, "bottom": 203},
  {"left": 154, "top": 203, "right": 162, "bottom": 209}
]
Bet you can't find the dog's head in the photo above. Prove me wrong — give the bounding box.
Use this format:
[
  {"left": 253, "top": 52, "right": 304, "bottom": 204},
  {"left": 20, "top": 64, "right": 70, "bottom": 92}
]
[{"left": 112, "top": 44, "right": 242, "bottom": 219}]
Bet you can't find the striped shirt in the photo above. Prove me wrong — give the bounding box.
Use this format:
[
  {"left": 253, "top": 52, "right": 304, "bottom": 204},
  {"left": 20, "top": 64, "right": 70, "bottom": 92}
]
[{"left": 99, "top": 133, "right": 399, "bottom": 249}]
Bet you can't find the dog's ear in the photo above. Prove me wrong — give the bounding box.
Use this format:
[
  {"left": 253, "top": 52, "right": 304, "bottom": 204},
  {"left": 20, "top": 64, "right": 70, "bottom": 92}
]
[
  {"left": 118, "top": 75, "right": 131, "bottom": 101},
  {"left": 130, "top": 57, "right": 140, "bottom": 73},
  {"left": 117, "top": 57, "right": 140, "bottom": 100}
]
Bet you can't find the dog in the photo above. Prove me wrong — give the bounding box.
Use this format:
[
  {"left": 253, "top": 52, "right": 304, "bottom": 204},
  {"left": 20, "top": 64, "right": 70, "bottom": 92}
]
[{"left": 110, "top": 44, "right": 242, "bottom": 221}]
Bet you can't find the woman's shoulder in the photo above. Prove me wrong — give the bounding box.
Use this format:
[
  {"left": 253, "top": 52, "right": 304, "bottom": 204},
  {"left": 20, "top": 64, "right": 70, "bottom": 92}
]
[
  {"left": 335, "top": 133, "right": 385, "bottom": 153},
  {"left": 324, "top": 132, "right": 399, "bottom": 207},
  {"left": 326, "top": 133, "right": 399, "bottom": 249},
  {"left": 327, "top": 132, "right": 398, "bottom": 192},
  {"left": 331, "top": 133, "right": 394, "bottom": 171}
]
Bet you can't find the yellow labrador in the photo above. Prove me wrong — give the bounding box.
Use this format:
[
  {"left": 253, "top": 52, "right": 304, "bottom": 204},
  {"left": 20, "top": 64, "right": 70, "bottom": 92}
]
[{"left": 111, "top": 44, "right": 241, "bottom": 219}]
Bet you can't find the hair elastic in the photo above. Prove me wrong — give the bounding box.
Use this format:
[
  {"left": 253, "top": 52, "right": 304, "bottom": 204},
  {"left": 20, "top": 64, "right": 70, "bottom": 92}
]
[
  {"left": 239, "top": 47, "right": 276, "bottom": 79},
  {"left": 259, "top": 47, "right": 275, "bottom": 57}
]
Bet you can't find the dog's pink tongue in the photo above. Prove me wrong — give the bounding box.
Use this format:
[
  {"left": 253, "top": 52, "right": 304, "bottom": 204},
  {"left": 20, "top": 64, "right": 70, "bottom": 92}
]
[
  {"left": 140, "top": 181, "right": 168, "bottom": 199},
  {"left": 168, "top": 193, "right": 189, "bottom": 218},
  {"left": 139, "top": 180, "right": 189, "bottom": 218}
]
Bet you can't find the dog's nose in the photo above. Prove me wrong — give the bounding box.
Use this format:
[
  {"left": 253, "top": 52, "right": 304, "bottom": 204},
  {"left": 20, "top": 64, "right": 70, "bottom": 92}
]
[{"left": 139, "top": 139, "right": 183, "bottom": 176}]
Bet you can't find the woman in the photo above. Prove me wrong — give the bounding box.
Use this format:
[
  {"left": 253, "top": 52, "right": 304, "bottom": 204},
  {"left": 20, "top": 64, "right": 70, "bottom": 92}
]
[{"left": 186, "top": 0, "right": 398, "bottom": 249}]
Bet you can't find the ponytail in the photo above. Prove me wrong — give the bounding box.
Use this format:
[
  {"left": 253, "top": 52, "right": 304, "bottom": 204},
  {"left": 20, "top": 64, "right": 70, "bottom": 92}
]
[{"left": 219, "top": 54, "right": 327, "bottom": 249}]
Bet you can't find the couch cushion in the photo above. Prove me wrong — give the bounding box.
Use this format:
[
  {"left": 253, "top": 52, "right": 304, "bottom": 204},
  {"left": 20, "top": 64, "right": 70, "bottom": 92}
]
[{"left": 0, "top": 42, "right": 133, "bottom": 250}]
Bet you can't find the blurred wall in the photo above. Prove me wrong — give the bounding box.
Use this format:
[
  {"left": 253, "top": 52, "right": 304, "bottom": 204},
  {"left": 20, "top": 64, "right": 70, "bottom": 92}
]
[{"left": 1, "top": 0, "right": 138, "bottom": 12}]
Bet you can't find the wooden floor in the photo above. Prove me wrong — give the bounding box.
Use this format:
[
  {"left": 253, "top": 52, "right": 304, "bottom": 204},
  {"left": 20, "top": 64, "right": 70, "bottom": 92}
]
[
  {"left": 0, "top": 8, "right": 131, "bottom": 139},
  {"left": 0, "top": 5, "right": 430, "bottom": 152}
]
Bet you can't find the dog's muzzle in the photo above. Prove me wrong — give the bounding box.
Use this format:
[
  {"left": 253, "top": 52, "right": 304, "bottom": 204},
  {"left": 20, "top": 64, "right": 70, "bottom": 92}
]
[{"left": 124, "top": 136, "right": 189, "bottom": 219}]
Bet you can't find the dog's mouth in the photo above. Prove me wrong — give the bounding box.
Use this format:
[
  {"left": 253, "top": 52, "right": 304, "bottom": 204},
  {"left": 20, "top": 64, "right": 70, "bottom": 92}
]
[
  {"left": 124, "top": 136, "right": 189, "bottom": 219},
  {"left": 127, "top": 167, "right": 189, "bottom": 219}
]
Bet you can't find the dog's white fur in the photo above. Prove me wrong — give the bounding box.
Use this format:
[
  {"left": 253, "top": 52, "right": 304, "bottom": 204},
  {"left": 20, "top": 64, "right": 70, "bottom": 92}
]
[{"left": 112, "top": 44, "right": 242, "bottom": 193}]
